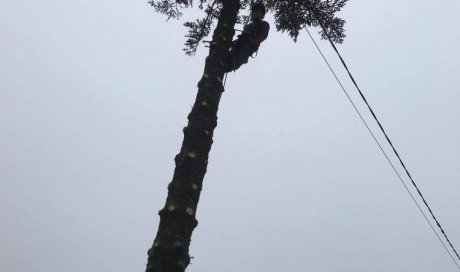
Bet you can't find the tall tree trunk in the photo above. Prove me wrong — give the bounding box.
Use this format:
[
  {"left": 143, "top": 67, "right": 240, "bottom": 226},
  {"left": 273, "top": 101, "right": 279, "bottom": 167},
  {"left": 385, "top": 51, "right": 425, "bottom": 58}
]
[{"left": 145, "top": 1, "right": 240, "bottom": 272}]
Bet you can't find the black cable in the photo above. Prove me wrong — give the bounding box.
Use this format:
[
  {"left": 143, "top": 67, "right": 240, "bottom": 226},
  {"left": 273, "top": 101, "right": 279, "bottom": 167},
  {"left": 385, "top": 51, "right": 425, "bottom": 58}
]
[
  {"left": 305, "top": 27, "right": 460, "bottom": 270},
  {"left": 318, "top": 23, "right": 460, "bottom": 264}
]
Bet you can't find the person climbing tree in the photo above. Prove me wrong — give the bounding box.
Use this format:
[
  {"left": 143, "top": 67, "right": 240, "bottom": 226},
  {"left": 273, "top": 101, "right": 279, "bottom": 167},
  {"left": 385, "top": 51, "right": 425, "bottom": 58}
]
[
  {"left": 146, "top": 1, "right": 348, "bottom": 271},
  {"left": 225, "top": 2, "right": 270, "bottom": 72}
]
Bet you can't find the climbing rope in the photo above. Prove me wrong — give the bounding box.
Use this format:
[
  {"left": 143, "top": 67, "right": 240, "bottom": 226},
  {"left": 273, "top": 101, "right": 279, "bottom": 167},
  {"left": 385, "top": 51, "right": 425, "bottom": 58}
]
[{"left": 223, "top": 72, "right": 228, "bottom": 87}]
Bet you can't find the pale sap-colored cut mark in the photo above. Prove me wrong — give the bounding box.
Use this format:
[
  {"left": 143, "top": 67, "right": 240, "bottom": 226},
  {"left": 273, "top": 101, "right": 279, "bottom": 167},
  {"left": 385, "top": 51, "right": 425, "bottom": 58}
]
[
  {"left": 186, "top": 207, "right": 194, "bottom": 216},
  {"left": 188, "top": 152, "right": 196, "bottom": 158},
  {"left": 191, "top": 183, "right": 199, "bottom": 190},
  {"left": 201, "top": 101, "right": 208, "bottom": 106},
  {"left": 168, "top": 204, "right": 176, "bottom": 211},
  {"left": 203, "top": 74, "right": 209, "bottom": 78},
  {"left": 173, "top": 241, "right": 182, "bottom": 247},
  {"left": 177, "top": 261, "right": 186, "bottom": 269},
  {"left": 204, "top": 130, "right": 209, "bottom": 135}
]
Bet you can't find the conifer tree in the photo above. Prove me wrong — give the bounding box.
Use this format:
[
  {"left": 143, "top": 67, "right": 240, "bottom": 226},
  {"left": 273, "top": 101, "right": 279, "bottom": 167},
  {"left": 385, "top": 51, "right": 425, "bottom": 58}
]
[{"left": 146, "top": 1, "right": 348, "bottom": 271}]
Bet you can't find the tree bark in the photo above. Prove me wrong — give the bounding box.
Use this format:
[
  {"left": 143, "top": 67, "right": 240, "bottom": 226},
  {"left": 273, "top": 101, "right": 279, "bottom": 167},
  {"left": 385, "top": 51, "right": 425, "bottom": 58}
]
[{"left": 145, "top": 1, "right": 240, "bottom": 272}]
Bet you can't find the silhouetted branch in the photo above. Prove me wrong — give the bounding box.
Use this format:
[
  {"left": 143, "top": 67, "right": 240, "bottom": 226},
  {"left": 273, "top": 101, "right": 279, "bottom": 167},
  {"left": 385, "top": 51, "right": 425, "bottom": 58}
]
[{"left": 183, "top": 1, "right": 219, "bottom": 55}]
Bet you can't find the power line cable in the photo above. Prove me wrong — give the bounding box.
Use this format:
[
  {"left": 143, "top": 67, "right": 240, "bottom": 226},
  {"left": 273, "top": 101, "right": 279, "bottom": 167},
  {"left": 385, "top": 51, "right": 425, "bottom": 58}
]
[
  {"left": 304, "top": 27, "right": 460, "bottom": 270},
  {"left": 315, "top": 21, "right": 460, "bottom": 264}
]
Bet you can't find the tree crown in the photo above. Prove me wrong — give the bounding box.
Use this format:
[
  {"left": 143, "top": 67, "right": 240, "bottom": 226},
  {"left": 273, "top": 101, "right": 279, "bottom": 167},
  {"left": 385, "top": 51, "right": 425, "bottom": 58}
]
[{"left": 150, "top": 0, "right": 348, "bottom": 55}]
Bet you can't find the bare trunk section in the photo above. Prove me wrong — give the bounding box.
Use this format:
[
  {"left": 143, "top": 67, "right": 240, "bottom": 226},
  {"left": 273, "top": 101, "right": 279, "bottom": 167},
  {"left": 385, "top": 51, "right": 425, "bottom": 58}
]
[{"left": 145, "top": 1, "right": 240, "bottom": 272}]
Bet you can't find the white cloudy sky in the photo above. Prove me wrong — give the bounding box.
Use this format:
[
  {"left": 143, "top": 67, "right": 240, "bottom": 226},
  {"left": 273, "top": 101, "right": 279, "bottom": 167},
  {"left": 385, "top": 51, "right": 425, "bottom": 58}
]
[{"left": 1, "top": 0, "right": 460, "bottom": 271}]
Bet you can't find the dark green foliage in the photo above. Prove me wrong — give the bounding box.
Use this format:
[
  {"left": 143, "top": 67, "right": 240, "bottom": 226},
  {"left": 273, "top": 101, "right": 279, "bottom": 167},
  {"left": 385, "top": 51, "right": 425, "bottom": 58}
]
[
  {"left": 150, "top": 0, "right": 348, "bottom": 55},
  {"left": 182, "top": 2, "right": 220, "bottom": 55},
  {"left": 149, "top": 0, "right": 193, "bottom": 19},
  {"left": 267, "top": 0, "right": 348, "bottom": 43}
]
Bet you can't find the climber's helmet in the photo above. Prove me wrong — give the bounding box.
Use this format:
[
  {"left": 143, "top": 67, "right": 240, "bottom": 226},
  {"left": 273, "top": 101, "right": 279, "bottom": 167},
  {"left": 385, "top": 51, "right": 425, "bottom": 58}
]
[{"left": 251, "top": 2, "right": 266, "bottom": 19}]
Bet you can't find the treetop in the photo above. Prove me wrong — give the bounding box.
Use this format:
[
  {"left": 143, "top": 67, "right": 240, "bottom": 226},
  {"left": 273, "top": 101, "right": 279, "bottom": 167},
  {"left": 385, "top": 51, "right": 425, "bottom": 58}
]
[{"left": 150, "top": 0, "right": 348, "bottom": 55}]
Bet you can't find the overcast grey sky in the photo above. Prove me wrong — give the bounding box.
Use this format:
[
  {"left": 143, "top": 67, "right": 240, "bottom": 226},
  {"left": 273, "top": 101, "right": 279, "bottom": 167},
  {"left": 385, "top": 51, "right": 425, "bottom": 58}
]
[{"left": 1, "top": 0, "right": 460, "bottom": 271}]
